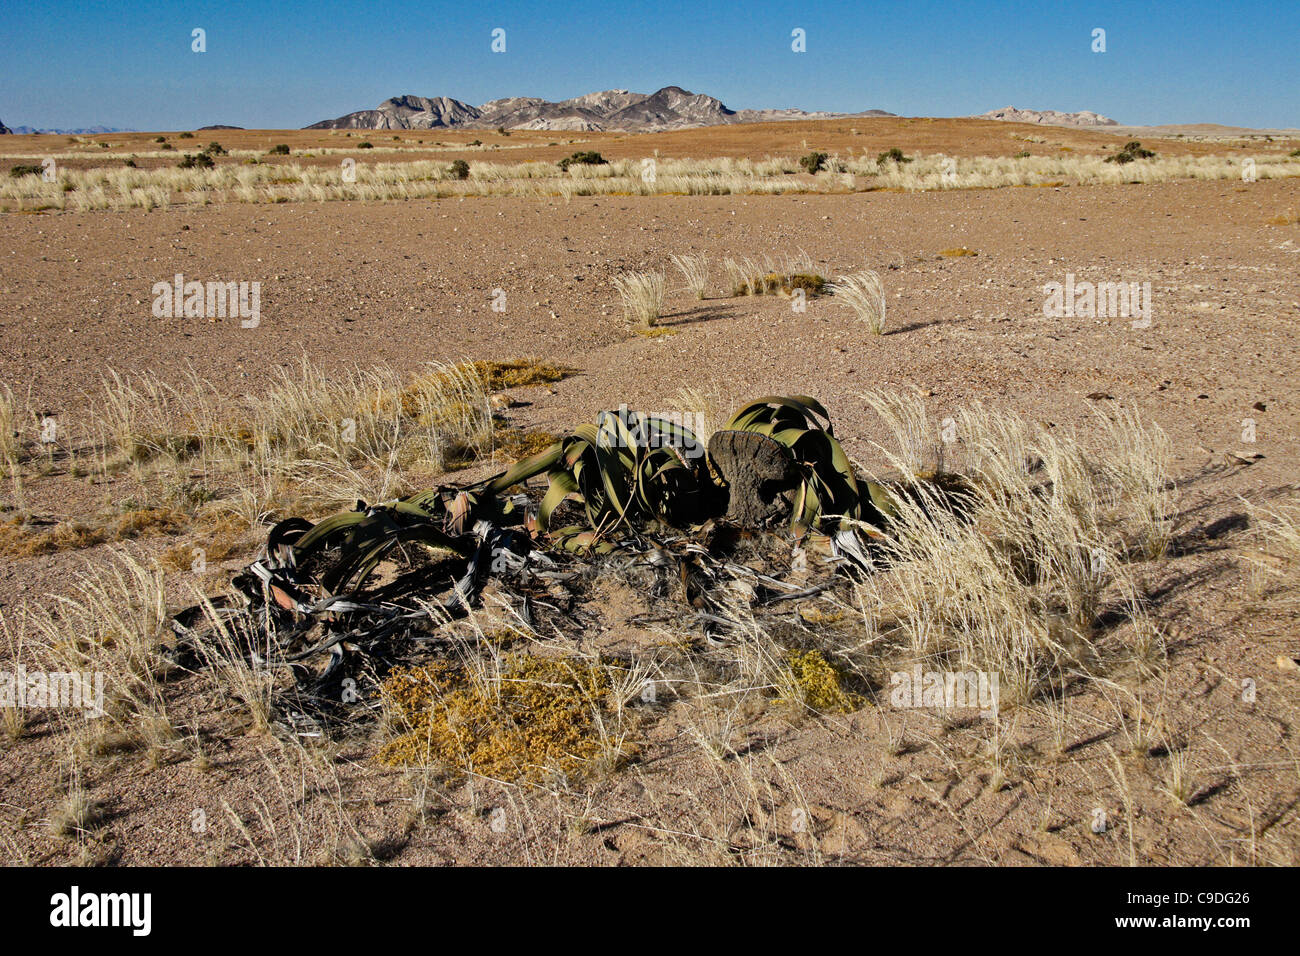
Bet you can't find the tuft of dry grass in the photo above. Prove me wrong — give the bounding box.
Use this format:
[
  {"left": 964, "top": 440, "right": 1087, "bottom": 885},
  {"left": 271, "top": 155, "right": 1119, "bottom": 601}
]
[
  {"left": 831, "top": 270, "right": 887, "bottom": 333},
  {"left": 939, "top": 247, "right": 979, "bottom": 257},
  {"left": 670, "top": 254, "right": 711, "bottom": 300},
  {"left": 27, "top": 550, "right": 178, "bottom": 754},
  {"left": 49, "top": 782, "right": 105, "bottom": 839},
  {"left": 735, "top": 272, "right": 826, "bottom": 298},
  {"left": 861, "top": 387, "right": 945, "bottom": 476},
  {"left": 188, "top": 594, "right": 276, "bottom": 736},
  {"left": 0, "top": 609, "right": 27, "bottom": 743},
  {"left": 673, "top": 385, "right": 725, "bottom": 447},
  {"left": 851, "top": 392, "right": 1171, "bottom": 706},
  {"left": 1090, "top": 405, "right": 1175, "bottom": 560},
  {"left": 0, "top": 384, "right": 20, "bottom": 478},
  {"left": 1245, "top": 497, "right": 1300, "bottom": 602},
  {"left": 1160, "top": 746, "right": 1195, "bottom": 805},
  {"left": 614, "top": 270, "right": 666, "bottom": 328}
]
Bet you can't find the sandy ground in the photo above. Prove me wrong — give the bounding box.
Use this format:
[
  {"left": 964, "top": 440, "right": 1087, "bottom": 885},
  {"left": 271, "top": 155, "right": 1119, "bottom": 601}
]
[{"left": 0, "top": 172, "right": 1298, "bottom": 866}]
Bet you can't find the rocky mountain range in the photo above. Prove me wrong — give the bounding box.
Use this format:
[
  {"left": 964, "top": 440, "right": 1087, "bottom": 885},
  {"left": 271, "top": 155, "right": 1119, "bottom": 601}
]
[
  {"left": 977, "top": 106, "right": 1119, "bottom": 128},
  {"left": 1, "top": 123, "right": 133, "bottom": 135},
  {"left": 306, "top": 86, "right": 893, "bottom": 132}
]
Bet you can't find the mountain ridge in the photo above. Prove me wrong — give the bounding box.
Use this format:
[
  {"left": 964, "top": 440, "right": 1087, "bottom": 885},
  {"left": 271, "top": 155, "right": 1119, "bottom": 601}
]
[
  {"left": 306, "top": 86, "right": 894, "bottom": 132},
  {"left": 3, "top": 124, "right": 135, "bottom": 135},
  {"left": 977, "top": 105, "right": 1119, "bottom": 128}
]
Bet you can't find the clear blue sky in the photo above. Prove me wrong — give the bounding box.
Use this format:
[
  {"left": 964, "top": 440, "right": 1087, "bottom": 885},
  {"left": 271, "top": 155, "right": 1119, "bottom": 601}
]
[{"left": 2, "top": 0, "right": 1296, "bottom": 130}]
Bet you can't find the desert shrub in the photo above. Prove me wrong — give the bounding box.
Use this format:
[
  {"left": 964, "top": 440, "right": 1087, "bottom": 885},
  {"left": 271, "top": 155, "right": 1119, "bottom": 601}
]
[
  {"left": 1106, "top": 141, "right": 1156, "bottom": 164},
  {"left": 153, "top": 136, "right": 166, "bottom": 143},
  {"left": 178, "top": 132, "right": 194, "bottom": 139},
  {"left": 9, "top": 165, "right": 42, "bottom": 179},
  {"left": 159, "top": 143, "right": 175, "bottom": 151},
  {"left": 123, "top": 158, "right": 137, "bottom": 168},
  {"left": 877, "top": 147, "right": 911, "bottom": 165},
  {"left": 267, "top": 143, "right": 291, "bottom": 155},
  {"left": 557, "top": 150, "right": 608, "bottom": 171},
  {"left": 1289, "top": 148, "right": 1300, "bottom": 157},
  {"left": 799, "top": 151, "right": 828, "bottom": 174},
  {"left": 449, "top": 159, "right": 470, "bottom": 180},
  {"left": 356, "top": 141, "right": 373, "bottom": 150},
  {"left": 178, "top": 152, "right": 215, "bottom": 169},
  {"left": 206, "top": 141, "right": 226, "bottom": 155}
]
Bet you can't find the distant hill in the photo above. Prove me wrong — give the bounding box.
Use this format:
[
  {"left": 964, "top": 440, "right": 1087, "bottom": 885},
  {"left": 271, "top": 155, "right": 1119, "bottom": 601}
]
[
  {"left": 0, "top": 119, "right": 10, "bottom": 135},
  {"left": 307, "top": 87, "right": 894, "bottom": 132},
  {"left": 6, "top": 124, "right": 135, "bottom": 135},
  {"left": 977, "top": 106, "right": 1119, "bottom": 128}
]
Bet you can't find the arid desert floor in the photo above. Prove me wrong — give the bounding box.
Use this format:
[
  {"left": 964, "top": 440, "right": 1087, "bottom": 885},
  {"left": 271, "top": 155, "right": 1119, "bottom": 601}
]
[{"left": 1, "top": 120, "right": 1298, "bottom": 865}]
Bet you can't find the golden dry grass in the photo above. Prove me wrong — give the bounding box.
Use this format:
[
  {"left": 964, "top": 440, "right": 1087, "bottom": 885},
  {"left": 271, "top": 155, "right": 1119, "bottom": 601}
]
[
  {"left": 4, "top": 142, "right": 1296, "bottom": 211},
  {"left": 378, "top": 654, "right": 632, "bottom": 782},
  {"left": 850, "top": 392, "right": 1173, "bottom": 705},
  {"left": 614, "top": 270, "right": 666, "bottom": 328}
]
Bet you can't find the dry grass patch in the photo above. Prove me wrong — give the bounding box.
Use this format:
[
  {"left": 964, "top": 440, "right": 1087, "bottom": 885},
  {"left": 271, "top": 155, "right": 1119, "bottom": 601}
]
[
  {"left": 831, "top": 270, "right": 887, "bottom": 334},
  {"left": 26, "top": 551, "right": 179, "bottom": 756},
  {"left": 940, "top": 247, "right": 979, "bottom": 257},
  {"left": 0, "top": 505, "right": 192, "bottom": 559},
  {"left": 49, "top": 784, "right": 106, "bottom": 839},
  {"left": 851, "top": 392, "right": 1174, "bottom": 705},
  {"left": 0, "top": 385, "right": 20, "bottom": 477},
  {"left": 734, "top": 272, "right": 826, "bottom": 298},
  {"left": 614, "top": 270, "right": 666, "bottom": 328},
  {"left": 8, "top": 150, "right": 1297, "bottom": 211},
  {"left": 378, "top": 653, "right": 634, "bottom": 782},
  {"left": 159, "top": 511, "right": 251, "bottom": 572},
  {"left": 494, "top": 428, "right": 561, "bottom": 462},
  {"left": 465, "top": 358, "right": 574, "bottom": 391},
  {"left": 0, "top": 517, "right": 108, "bottom": 558},
  {"left": 1245, "top": 497, "right": 1300, "bottom": 603},
  {"left": 670, "top": 254, "right": 711, "bottom": 299}
]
